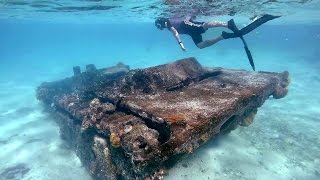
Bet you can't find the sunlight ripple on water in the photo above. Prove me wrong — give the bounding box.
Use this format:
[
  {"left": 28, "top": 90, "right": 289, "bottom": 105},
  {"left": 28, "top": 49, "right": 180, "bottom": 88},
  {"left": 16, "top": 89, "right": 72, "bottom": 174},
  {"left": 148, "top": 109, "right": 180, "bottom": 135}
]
[{"left": 0, "top": 0, "right": 319, "bottom": 23}]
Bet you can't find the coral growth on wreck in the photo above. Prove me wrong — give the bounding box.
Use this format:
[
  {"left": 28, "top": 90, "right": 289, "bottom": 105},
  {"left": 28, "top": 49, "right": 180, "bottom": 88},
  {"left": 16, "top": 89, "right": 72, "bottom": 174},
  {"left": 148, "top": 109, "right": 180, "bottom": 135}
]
[{"left": 36, "top": 58, "right": 290, "bottom": 179}]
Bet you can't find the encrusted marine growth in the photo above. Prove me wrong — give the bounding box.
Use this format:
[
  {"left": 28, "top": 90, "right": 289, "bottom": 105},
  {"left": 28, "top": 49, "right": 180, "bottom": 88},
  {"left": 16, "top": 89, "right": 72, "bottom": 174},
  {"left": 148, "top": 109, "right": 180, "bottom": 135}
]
[{"left": 36, "top": 57, "right": 289, "bottom": 179}]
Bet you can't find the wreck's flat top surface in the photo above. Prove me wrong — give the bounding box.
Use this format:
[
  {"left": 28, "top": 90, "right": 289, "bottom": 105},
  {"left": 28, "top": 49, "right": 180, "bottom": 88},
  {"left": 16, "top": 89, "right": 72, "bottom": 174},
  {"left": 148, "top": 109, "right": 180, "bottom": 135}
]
[
  {"left": 123, "top": 69, "right": 284, "bottom": 127},
  {"left": 37, "top": 58, "right": 289, "bottom": 144}
]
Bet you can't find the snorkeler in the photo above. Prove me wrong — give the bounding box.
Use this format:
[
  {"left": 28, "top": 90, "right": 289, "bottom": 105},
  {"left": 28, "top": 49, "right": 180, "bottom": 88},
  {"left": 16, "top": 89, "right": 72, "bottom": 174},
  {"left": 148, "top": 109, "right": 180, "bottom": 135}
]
[
  {"left": 155, "top": 14, "right": 280, "bottom": 70},
  {"left": 155, "top": 15, "right": 235, "bottom": 50}
]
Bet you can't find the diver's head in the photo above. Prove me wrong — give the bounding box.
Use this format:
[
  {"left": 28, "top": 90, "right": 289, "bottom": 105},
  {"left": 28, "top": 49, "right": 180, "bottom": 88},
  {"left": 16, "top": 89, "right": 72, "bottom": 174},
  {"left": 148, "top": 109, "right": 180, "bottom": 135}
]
[{"left": 155, "top": 17, "right": 169, "bottom": 30}]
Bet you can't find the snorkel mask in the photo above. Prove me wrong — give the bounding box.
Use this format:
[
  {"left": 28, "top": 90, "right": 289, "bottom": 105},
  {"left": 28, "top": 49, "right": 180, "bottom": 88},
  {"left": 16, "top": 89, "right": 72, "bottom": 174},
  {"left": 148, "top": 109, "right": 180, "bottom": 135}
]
[{"left": 155, "top": 18, "right": 169, "bottom": 30}]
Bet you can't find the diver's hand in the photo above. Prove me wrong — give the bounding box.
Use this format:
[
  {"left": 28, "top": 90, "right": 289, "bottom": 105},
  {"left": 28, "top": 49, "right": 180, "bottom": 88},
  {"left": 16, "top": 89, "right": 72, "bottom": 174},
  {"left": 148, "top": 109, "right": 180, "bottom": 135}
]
[{"left": 179, "top": 42, "right": 186, "bottom": 52}]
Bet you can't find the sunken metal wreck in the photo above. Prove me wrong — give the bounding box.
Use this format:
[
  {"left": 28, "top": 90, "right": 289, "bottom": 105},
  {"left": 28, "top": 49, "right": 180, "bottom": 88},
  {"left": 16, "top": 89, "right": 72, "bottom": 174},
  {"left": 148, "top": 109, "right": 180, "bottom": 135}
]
[{"left": 36, "top": 57, "right": 289, "bottom": 179}]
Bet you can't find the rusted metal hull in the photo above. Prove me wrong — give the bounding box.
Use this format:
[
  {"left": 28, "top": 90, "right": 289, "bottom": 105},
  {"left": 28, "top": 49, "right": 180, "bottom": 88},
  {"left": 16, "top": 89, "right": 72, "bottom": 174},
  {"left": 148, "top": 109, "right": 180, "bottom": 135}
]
[{"left": 36, "top": 57, "right": 289, "bottom": 179}]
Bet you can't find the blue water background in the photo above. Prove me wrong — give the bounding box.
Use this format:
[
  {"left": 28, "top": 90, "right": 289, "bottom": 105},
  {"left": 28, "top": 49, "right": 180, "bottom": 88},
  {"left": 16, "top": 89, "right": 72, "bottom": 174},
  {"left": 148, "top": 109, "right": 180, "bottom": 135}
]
[
  {"left": 1, "top": 20, "right": 319, "bottom": 84},
  {"left": 0, "top": 18, "right": 320, "bottom": 179}
]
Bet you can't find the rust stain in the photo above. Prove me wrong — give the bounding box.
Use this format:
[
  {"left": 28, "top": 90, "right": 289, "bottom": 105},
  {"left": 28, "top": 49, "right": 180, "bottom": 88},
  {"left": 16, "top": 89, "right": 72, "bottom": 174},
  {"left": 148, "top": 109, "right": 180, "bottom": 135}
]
[{"left": 165, "top": 112, "right": 186, "bottom": 124}]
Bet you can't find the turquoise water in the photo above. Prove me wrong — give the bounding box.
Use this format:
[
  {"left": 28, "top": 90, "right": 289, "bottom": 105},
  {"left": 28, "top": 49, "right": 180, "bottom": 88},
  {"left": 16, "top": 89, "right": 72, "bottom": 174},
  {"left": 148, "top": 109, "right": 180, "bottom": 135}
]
[{"left": 0, "top": 1, "right": 320, "bottom": 179}]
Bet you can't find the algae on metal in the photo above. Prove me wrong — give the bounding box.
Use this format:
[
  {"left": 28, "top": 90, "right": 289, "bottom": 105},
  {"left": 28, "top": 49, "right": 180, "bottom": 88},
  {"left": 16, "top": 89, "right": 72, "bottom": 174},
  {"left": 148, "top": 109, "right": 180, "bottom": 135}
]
[{"left": 36, "top": 57, "right": 289, "bottom": 179}]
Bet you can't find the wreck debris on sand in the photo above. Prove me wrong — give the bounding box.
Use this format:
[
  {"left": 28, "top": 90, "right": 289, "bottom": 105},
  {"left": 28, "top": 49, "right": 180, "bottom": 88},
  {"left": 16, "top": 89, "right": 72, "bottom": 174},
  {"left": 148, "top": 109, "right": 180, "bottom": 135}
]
[{"left": 36, "top": 57, "right": 289, "bottom": 179}]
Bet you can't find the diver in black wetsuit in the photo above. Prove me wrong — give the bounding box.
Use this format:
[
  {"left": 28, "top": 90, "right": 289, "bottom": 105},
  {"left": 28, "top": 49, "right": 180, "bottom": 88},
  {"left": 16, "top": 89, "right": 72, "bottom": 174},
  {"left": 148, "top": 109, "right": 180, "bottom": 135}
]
[
  {"left": 155, "top": 16, "right": 235, "bottom": 50},
  {"left": 155, "top": 14, "right": 279, "bottom": 50},
  {"left": 155, "top": 14, "right": 280, "bottom": 70}
]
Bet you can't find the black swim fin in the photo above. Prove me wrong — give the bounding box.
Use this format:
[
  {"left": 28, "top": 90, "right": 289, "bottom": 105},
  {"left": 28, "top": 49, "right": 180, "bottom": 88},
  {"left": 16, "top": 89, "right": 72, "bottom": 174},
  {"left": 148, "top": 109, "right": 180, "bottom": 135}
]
[
  {"left": 221, "top": 14, "right": 280, "bottom": 71},
  {"left": 240, "top": 36, "right": 255, "bottom": 71},
  {"left": 221, "top": 19, "right": 240, "bottom": 39},
  {"left": 221, "top": 31, "right": 237, "bottom": 39},
  {"left": 240, "top": 14, "right": 280, "bottom": 36},
  {"left": 222, "top": 14, "right": 280, "bottom": 39},
  {"left": 240, "top": 14, "right": 279, "bottom": 71},
  {"left": 221, "top": 30, "right": 255, "bottom": 70},
  {"left": 227, "top": 19, "right": 240, "bottom": 34}
]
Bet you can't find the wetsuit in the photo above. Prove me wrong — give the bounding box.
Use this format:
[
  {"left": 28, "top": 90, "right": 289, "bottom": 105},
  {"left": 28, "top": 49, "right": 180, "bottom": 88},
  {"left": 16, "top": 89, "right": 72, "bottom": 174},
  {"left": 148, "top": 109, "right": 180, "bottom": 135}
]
[{"left": 168, "top": 18, "right": 206, "bottom": 45}]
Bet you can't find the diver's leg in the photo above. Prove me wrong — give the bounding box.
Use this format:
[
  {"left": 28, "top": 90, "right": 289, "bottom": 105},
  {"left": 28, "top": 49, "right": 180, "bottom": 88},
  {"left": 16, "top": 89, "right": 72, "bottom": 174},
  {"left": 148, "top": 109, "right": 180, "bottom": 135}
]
[
  {"left": 202, "top": 21, "right": 227, "bottom": 29},
  {"left": 196, "top": 36, "right": 224, "bottom": 49}
]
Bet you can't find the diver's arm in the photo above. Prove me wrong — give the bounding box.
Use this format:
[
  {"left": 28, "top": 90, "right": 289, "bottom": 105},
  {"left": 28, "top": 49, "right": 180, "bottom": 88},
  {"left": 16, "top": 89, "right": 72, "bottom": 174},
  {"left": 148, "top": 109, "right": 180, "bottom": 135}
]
[{"left": 170, "top": 27, "right": 186, "bottom": 51}]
